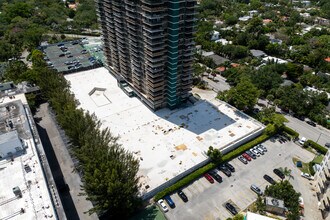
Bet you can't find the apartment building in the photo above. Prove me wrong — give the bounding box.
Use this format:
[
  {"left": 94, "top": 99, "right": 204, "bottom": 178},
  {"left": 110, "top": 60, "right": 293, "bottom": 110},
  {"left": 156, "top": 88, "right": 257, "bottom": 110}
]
[
  {"left": 95, "top": 0, "right": 196, "bottom": 110},
  {"left": 315, "top": 150, "right": 330, "bottom": 219}
]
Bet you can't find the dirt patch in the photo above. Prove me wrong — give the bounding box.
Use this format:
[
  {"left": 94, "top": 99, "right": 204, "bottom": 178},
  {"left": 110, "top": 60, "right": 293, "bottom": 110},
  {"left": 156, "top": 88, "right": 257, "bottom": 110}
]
[{"left": 175, "top": 144, "right": 187, "bottom": 151}]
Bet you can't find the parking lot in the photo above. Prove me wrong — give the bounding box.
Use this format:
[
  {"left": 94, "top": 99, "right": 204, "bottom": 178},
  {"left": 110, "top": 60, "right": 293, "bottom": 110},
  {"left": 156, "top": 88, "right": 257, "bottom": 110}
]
[
  {"left": 162, "top": 137, "right": 321, "bottom": 220},
  {"left": 42, "top": 40, "right": 101, "bottom": 73}
]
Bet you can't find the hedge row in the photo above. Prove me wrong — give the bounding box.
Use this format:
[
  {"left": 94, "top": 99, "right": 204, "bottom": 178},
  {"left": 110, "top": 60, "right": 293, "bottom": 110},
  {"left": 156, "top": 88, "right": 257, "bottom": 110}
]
[
  {"left": 309, "top": 162, "right": 316, "bottom": 176},
  {"left": 304, "top": 140, "right": 328, "bottom": 155},
  {"left": 154, "top": 130, "right": 273, "bottom": 201},
  {"left": 282, "top": 126, "right": 299, "bottom": 138}
]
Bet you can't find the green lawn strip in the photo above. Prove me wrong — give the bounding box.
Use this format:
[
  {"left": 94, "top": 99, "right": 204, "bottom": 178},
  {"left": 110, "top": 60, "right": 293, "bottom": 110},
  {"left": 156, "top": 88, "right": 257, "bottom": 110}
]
[
  {"left": 130, "top": 205, "right": 166, "bottom": 220},
  {"left": 154, "top": 129, "right": 273, "bottom": 201},
  {"left": 292, "top": 157, "right": 310, "bottom": 174},
  {"left": 312, "top": 154, "right": 324, "bottom": 164}
]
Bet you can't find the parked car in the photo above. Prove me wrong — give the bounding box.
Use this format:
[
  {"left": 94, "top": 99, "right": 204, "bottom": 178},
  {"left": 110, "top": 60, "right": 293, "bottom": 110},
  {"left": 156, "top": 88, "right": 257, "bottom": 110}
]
[
  {"left": 298, "top": 137, "right": 307, "bottom": 145},
  {"left": 258, "top": 144, "right": 267, "bottom": 152},
  {"left": 238, "top": 156, "right": 248, "bottom": 164},
  {"left": 253, "top": 146, "right": 264, "bottom": 155},
  {"left": 325, "top": 143, "right": 330, "bottom": 148},
  {"left": 245, "top": 150, "right": 256, "bottom": 159},
  {"left": 67, "top": 55, "right": 73, "bottom": 58},
  {"left": 250, "top": 184, "right": 263, "bottom": 195},
  {"left": 59, "top": 53, "right": 65, "bottom": 57},
  {"left": 224, "top": 162, "right": 235, "bottom": 172},
  {"left": 177, "top": 190, "right": 188, "bottom": 202},
  {"left": 204, "top": 173, "right": 214, "bottom": 183},
  {"left": 273, "top": 168, "right": 285, "bottom": 179},
  {"left": 218, "top": 165, "right": 231, "bottom": 177},
  {"left": 242, "top": 153, "right": 252, "bottom": 161},
  {"left": 301, "top": 172, "right": 314, "bottom": 180},
  {"left": 251, "top": 148, "right": 260, "bottom": 157},
  {"left": 306, "top": 121, "right": 316, "bottom": 127},
  {"left": 164, "top": 195, "right": 175, "bottom": 208},
  {"left": 157, "top": 199, "right": 169, "bottom": 212},
  {"left": 81, "top": 49, "right": 88, "bottom": 54},
  {"left": 209, "top": 170, "right": 222, "bottom": 183},
  {"left": 57, "top": 43, "right": 64, "bottom": 47},
  {"left": 263, "top": 174, "right": 276, "bottom": 185},
  {"left": 225, "top": 202, "right": 238, "bottom": 215}
]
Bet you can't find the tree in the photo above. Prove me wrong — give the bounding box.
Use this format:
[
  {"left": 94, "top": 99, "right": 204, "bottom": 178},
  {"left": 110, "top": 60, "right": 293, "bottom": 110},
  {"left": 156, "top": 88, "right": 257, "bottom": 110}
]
[
  {"left": 265, "top": 180, "right": 300, "bottom": 220},
  {"left": 280, "top": 167, "right": 293, "bottom": 180},
  {"left": 207, "top": 146, "right": 223, "bottom": 163},
  {"left": 257, "top": 107, "right": 288, "bottom": 130},
  {"left": 221, "top": 78, "right": 260, "bottom": 111},
  {"left": 255, "top": 196, "right": 266, "bottom": 214}
]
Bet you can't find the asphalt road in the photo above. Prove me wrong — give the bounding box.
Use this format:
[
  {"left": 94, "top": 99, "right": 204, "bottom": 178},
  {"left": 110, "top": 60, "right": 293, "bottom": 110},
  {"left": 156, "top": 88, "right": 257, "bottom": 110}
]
[{"left": 163, "top": 138, "right": 321, "bottom": 220}]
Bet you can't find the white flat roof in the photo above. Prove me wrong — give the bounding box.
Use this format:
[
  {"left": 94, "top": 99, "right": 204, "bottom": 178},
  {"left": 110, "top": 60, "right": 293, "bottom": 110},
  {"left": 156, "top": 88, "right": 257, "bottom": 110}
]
[
  {"left": 246, "top": 211, "right": 275, "bottom": 220},
  {"left": 65, "top": 68, "right": 264, "bottom": 196},
  {"left": 0, "top": 97, "right": 56, "bottom": 220}
]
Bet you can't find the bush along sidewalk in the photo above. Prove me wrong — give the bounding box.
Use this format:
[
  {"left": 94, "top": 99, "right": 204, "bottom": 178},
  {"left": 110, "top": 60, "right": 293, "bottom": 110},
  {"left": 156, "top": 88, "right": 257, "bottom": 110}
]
[
  {"left": 154, "top": 125, "right": 276, "bottom": 201},
  {"left": 303, "top": 140, "right": 328, "bottom": 155}
]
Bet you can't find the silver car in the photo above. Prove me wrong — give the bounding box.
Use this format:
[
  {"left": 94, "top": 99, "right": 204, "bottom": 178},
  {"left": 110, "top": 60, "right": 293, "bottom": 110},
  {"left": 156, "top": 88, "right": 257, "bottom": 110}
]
[{"left": 251, "top": 184, "right": 263, "bottom": 196}]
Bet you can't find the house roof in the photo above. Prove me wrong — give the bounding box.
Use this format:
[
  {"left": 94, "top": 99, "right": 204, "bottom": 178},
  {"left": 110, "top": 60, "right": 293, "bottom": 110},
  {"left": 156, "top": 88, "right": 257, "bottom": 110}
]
[
  {"left": 250, "top": 49, "right": 266, "bottom": 58},
  {"left": 230, "top": 63, "right": 240, "bottom": 68},
  {"left": 216, "top": 66, "right": 226, "bottom": 72},
  {"left": 207, "top": 54, "right": 230, "bottom": 66},
  {"left": 325, "top": 57, "right": 330, "bottom": 62}
]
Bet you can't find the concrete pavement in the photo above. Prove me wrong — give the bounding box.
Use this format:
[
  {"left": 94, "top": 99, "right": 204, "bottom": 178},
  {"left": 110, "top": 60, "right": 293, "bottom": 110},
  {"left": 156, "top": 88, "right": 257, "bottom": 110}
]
[{"left": 35, "top": 103, "right": 98, "bottom": 220}]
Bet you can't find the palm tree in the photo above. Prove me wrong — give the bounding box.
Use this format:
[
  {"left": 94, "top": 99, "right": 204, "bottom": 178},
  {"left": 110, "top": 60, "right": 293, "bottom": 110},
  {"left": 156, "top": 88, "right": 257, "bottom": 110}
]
[{"left": 281, "top": 167, "right": 293, "bottom": 180}]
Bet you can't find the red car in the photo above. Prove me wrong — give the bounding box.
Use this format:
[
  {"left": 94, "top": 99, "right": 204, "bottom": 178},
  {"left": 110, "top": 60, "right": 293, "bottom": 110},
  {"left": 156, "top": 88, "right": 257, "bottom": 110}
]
[
  {"left": 242, "top": 153, "right": 252, "bottom": 161},
  {"left": 204, "top": 173, "right": 214, "bottom": 183}
]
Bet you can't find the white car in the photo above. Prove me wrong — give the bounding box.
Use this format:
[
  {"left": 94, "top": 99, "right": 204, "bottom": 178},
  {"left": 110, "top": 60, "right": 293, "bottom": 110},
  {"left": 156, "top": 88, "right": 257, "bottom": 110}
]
[
  {"left": 252, "top": 149, "right": 260, "bottom": 156},
  {"left": 301, "top": 172, "right": 314, "bottom": 180},
  {"left": 299, "top": 137, "right": 307, "bottom": 145},
  {"left": 259, "top": 144, "right": 267, "bottom": 152},
  {"left": 157, "top": 199, "right": 169, "bottom": 212}
]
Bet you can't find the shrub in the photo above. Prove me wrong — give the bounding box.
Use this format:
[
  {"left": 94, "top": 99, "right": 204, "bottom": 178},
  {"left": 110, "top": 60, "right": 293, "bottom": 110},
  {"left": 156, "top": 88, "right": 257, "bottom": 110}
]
[
  {"left": 282, "top": 126, "right": 299, "bottom": 138},
  {"left": 154, "top": 126, "right": 275, "bottom": 201},
  {"left": 304, "top": 140, "right": 328, "bottom": 155},
  {"left": 309, "top": 162, "right": 316, "bottom": 176}
]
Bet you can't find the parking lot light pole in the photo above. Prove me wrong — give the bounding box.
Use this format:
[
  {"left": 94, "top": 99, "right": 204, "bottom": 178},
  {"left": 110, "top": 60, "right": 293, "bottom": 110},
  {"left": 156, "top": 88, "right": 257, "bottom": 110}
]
[{"left": 316, "top": 133, "right": 323, "bottom": 143}]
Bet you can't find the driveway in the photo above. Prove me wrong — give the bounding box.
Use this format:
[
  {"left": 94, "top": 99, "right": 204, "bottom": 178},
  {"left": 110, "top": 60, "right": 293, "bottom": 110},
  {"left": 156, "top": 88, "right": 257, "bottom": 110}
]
[{"left": 163, "top": 138, "right": 321, "bottom": 220}]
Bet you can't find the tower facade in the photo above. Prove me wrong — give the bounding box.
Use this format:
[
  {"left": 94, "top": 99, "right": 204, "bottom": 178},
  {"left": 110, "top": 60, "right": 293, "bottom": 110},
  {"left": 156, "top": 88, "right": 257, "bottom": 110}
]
[{"left": 95, "top": 0, "right": 196, "bottom": 110}]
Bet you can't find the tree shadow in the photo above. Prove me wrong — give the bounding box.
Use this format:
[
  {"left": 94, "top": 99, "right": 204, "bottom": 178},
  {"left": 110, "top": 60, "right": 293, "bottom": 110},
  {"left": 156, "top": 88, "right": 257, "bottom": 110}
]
[{"left": 36, "top": 123, "right": 80, "bottom": 220}]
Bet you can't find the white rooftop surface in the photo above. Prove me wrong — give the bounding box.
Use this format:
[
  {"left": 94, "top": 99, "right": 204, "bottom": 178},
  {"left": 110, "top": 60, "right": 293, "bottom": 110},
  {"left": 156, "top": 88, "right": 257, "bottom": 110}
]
[
  {"left": 65, "top": 68, "right": 263, "bottom": 195},
  {"left": 0, "top": 98, "right": 56, "bottom": 219},
  {"left": 246, "top": 211, "right": 275, "bottom": 220}
]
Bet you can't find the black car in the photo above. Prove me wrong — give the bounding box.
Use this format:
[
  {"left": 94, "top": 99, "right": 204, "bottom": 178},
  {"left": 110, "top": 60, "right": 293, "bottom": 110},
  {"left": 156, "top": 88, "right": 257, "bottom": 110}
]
[
  {"left": 177, "top": 190, "right": 188, "bottom": 202},
  {"left": 263, "top": 174, "right": 276, "bottom": 185},
  {"left": 218, "top": 165, "right": 231, "bottom": 177},
  {"left": 225, "top": 202, "right": 237, "bottom": 215},
  {"left": 209, "top": 170, "right": 223, "bottom": 183},
  {"left": 238, "top": 156, "right": 248, "bottom": 164},
  {"left": 245, "top": 150, "right": 256, "bottom": 159},
  {"left": 225, "top": 162, "right": 235, "bottom": 172},
  {"left": 273, "top": 169, "right": 285, "bottom": 179},
  {"left": 306, "top": 121, "right": 316, "bottom": 127}
]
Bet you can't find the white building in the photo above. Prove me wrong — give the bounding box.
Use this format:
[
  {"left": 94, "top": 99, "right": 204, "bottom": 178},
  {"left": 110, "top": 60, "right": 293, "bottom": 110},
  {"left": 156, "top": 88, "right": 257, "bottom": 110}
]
[{"left": 315, "top": 150, "right": 330, "bottom": 219}]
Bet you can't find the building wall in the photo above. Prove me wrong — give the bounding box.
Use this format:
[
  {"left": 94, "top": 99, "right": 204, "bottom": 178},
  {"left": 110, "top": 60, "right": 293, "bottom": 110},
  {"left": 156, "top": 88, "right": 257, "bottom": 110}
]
[
  {"left": 315, "top": 150, "right": 330, "bottom": 219},
  {"left": 95, "top": 0, "right": 196, "bottom": 110}
]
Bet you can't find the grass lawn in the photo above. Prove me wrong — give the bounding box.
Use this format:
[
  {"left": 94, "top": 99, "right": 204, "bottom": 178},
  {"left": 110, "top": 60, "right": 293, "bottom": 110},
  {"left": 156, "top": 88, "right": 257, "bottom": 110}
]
[
  {"left": 292, "top": 157, "right": 310, "bottom": 174},
  {"left": 130, "top": 205, "right": 166, "bottom": 220},
  {"left": 312, "top": 154, "right": 324, "bottom": 164}
]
